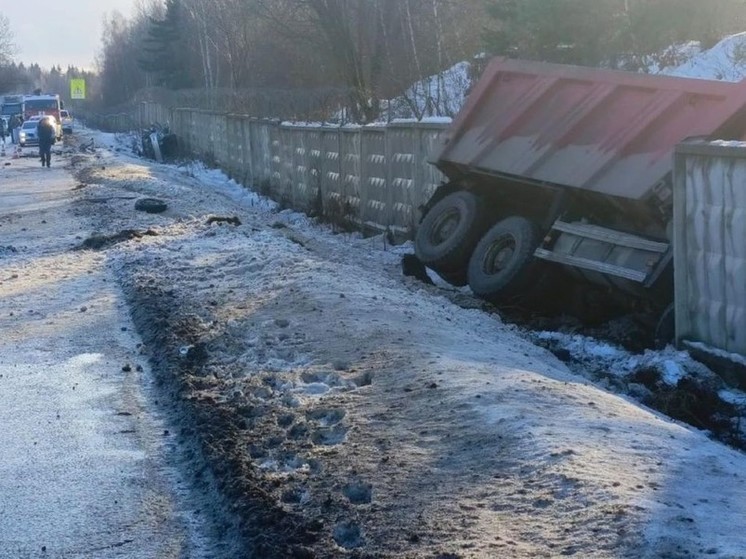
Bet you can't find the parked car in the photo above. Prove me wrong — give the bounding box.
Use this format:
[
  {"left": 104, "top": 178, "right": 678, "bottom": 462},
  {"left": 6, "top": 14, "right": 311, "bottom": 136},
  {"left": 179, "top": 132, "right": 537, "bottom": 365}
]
[
  {"left": 60, "top": 110, "right": 73, "bottom": 134},
  {"left": 19, "top": 115, "right": 59, "bottom": 147},
  {"left": 18, "top": 119, "right": 39, "bottom": 146},
  {"left": 25, "top": 114, "right": 62, "bottom": 141}
]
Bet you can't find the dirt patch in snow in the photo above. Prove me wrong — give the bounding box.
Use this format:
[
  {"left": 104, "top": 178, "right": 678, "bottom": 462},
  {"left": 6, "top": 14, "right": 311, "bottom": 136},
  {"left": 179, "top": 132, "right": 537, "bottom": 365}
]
[{"left": 79, "top": 228, "right": 159, "bottom": 250}]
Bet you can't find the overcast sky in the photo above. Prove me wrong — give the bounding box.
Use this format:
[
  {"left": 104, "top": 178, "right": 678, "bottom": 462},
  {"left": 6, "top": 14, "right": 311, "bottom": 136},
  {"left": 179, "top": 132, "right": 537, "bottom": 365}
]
[{"left": 2, "top": 0, "right": 136, "bottom": 70}]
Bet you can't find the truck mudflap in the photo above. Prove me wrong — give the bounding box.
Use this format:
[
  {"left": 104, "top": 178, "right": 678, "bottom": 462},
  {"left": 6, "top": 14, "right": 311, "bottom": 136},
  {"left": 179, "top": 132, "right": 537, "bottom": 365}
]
[{"left": 535, "top": 220, "right": 671, "bottom": 288}]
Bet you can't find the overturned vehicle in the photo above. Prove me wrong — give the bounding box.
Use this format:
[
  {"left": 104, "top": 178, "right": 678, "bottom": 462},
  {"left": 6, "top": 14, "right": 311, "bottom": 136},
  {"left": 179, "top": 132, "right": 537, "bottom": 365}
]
[
  {"left": 139, "top": 123, "right": 178, "bottom": 161},
  {"left": 415, "top": 58, "right": 746, "bottom": 336}
]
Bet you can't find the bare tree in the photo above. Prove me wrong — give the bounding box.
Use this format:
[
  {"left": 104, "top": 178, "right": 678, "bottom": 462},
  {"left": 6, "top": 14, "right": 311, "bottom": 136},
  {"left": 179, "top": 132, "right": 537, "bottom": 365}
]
[
  {"left": 181, "top": 0, "right": 219, "bottom": 90},
  {"left": 253, "top": 0, "right": 404, "bottom": 122},
  {"left": 0, "top": 13, "right": 17, "bottom": 66},
  {"left": 97, "top": 11, "right": 149, "bottom": 105},
  {"left": 91, "top": 0, "right": 488, "bottom": 120}
]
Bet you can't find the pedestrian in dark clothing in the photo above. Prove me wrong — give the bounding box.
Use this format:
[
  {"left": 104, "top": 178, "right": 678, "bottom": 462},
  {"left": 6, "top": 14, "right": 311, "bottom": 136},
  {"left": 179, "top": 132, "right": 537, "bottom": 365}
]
[
  {"left": 37, "top": 117, "right": 56, "bottom": 168},
  {"left": 8, "top": 114, "right": 19, "bottom": 144},
  {"left": 0, "top": 118, "right": 6, "bottom": 146}
]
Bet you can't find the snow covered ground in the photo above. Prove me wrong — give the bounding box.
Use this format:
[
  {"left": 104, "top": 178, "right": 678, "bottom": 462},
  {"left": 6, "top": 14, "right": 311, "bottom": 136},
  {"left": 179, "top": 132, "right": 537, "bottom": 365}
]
[{"left": 43, "top": 127, "right": 746, "bottom": 558}]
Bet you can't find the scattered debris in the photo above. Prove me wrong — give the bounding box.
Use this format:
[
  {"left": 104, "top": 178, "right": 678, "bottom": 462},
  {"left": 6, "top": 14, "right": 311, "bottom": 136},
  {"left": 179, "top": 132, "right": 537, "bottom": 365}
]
[
  {"left": 134, "top": 198, "right": 168, "bottom": 214},
  {"left": 401, "top": 253, "right": 434, "bottom": 285},
  {"left": 79, "top": 229, "right": 159, "bottom": 250},
  {"left": 206, "top": 215, "right": 241, "bottom": 226}
]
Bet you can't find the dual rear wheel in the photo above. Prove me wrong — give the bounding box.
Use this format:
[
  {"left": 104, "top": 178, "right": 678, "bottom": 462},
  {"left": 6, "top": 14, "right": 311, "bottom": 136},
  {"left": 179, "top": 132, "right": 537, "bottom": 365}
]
[
  {"left": 415, "top": 191, "right": 540, "bottom": 301},
  {"left": 467, "top": 216, "right": 540, "bottom": 302}
]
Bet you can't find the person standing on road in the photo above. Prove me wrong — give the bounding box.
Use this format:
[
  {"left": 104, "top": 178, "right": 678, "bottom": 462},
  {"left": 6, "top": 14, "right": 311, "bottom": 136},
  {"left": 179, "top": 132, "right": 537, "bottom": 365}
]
[
  {"left": 8, "top": 114, "right": 20, "bottom": 144},
  {"left": 37, "top": 117, "right": 56, "bottom": 168},
  {"left": 0, "top": 118, "right": 6, "bottom": 147}
]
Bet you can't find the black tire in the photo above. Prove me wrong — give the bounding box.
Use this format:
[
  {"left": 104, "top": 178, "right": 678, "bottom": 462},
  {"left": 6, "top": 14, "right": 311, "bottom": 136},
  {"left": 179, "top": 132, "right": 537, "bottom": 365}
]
[
  {"left": 134, "top": 197, "right": 168, "bottom": 214},
  {"left": 414, "top": 191, "right": 485, "bottom": 272},
  {"left": 467, "top": 216, "right": 541, "bottom": 302}
]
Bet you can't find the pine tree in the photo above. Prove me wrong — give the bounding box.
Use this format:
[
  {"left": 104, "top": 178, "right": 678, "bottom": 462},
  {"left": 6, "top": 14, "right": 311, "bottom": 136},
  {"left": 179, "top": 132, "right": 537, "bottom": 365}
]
[
  {"left": 138, "top": 0, "right": 191, "bottom": 88},
  {"left": 483, "top": 0, "right": 746, "bottom": 70}
]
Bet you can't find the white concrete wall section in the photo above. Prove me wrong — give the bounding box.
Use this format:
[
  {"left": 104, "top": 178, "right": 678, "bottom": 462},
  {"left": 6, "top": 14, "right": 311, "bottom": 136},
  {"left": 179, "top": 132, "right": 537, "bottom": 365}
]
[
  {"left": 674, "top": 141, "right": 746, "bottom": 356},
  {"left": 135, "top": 103, "right": 448, "bottom": 237}
]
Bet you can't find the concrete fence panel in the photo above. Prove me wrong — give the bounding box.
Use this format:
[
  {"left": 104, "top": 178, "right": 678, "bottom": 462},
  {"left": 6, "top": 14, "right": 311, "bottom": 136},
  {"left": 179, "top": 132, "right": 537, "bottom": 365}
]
[
  {"left": 214, "top": 114, "right": 229, "bottom": 168},
  {"left": 225, "top": 115, "right": 243, "bottom": 180},
  {"left": 172, "top": 109, "right": 188, "bottom": 153},
  {"left": 249, "top": 120, "right": 273, "bottom": 188},
  {"left": 360, "top": 128, "right": 388, "bottom": 233},
  {"left": 674, "top": 141, "right": 746, "bottom": 355},
  {"left": 284, "top": 126, "right": 320, "bottom": 212},
  {"left": 199, "top": 111, "right": 214, "bottom": 157},
  {"left": 319, "top": 128, "right": 342, "bottom": 216},
  {"left": 339, "top": 129, "right": 363, "bottom": 226},
  {"left": 132, "top": 102, "right": 448, "bottom": 236},
  {"left": 182, "top": 110, "right": 196, "bottom": 154},
  {"left": 303, "top": 127, "right": 325, "bottom": 213},
  {"left": 277, "top": 127, "right": 297, "bottom": 205},
  {"left": 387, "top": 124, "right": 419, "bottom": 236},
  {"left": 269, "top": 125, "right": 285, "bottom": 198},
  {"left": 237, "top": 117, "right": 252, "bottom": 186},
  {"left": 418, "top": 125, "right": 450, "bottom": 214}
]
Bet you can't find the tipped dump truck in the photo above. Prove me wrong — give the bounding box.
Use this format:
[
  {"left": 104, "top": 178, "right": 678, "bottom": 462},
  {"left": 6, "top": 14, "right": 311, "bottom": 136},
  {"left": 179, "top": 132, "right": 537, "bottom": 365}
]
[{"left": 415, "top": 57, "right": 746, "bottom": 331}]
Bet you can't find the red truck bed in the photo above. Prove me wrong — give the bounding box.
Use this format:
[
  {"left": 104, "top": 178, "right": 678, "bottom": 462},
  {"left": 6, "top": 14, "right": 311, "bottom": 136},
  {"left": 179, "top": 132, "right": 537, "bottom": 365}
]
[{"left": 435, "top": 58, "right": 746, "bottom": 200}]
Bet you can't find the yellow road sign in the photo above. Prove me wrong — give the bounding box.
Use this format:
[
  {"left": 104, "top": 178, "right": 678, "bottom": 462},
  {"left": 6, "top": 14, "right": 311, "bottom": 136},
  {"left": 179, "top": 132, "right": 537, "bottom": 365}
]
[{"left": 70, "top": 79, "right": 86, "bottom": 100}]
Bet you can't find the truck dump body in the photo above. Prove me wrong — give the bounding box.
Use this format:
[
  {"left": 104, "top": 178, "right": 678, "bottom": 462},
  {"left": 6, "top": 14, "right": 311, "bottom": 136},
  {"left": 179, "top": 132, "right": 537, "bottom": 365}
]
[{"left": 435, "top": 58, "right": 746, "bottom": 200}]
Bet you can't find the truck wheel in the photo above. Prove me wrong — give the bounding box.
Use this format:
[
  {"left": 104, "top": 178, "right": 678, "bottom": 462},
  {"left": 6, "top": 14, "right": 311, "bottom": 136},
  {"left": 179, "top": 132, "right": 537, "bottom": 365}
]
[
  {"left": 414, "top": 191, "right": 484, "bottom": 272},
  {"left": 467, "top": 216, "right": 540, "bottom": 302}
]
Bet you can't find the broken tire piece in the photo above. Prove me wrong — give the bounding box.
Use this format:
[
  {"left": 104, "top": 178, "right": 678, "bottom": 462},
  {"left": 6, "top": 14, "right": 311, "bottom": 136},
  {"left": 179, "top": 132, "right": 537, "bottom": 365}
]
[
  {"left": 206, "top": 215, "right": 241, "bottom": 226},
  {"left": 135, "top": 197, "right": 168, "bottom": 214},
  {"left": 80, "top": 229, "right": 159, "bottom": 250}
]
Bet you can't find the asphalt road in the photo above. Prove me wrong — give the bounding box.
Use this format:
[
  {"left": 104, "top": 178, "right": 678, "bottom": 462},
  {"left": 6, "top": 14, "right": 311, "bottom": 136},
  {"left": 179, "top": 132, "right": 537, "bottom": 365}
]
[{"left": 0, "top": 143, "right": 209, "bottom": 558}]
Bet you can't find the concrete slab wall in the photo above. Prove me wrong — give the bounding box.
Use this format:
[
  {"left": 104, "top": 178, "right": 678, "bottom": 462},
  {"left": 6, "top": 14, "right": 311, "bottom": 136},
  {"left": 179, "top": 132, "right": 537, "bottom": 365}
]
[
  {"left": 674, "top": 141, "right": 746, "bottom": 356},
  {"left": 135, "top": 103, "right": 448, "bottom": 238}
]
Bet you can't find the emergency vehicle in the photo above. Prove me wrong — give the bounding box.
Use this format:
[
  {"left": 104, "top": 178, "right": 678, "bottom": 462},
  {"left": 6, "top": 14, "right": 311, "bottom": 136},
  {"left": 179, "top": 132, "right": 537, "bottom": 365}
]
[{"left": 23, "top": 94, "right": 63, "bottom": 140}]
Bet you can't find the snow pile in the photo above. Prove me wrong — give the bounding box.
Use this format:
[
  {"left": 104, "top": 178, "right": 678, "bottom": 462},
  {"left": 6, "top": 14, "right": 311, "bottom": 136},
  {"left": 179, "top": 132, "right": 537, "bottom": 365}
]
[
  {"left": 381, "top": 61, "right": 471, "bottom": 121},
  {"left": 533, "top": 331, "right": 711, "bottom": 386},
  {"left": 658, "top": 32, "right": 746, "bottom": 81},
  {"left": 640, "top": 41, "right": 703, "bottom": 75}
]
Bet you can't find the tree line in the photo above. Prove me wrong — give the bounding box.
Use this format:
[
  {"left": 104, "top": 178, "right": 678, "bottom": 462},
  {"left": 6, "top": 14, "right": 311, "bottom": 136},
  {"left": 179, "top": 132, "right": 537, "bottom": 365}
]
[
  {"left": 4, "top": 2, "right": 746, "bottom": 123},
  {"left": 0, "top": 13, "right": 94, "bottom": 108},
  {"left": 0, "top": 62, "right": 95, "bottom": 108},
  {"left": 483, "top": 0, "right": 746, "bottom": 70},
  {"left": 98, "top": 0, "right": 485, "bottom": 122}
]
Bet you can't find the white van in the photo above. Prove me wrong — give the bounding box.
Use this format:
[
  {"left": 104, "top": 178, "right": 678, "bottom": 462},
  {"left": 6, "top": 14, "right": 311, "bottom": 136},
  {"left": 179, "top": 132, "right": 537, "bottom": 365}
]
[{"left": 60, "top": 110, "right": 73, "bottom": 134}]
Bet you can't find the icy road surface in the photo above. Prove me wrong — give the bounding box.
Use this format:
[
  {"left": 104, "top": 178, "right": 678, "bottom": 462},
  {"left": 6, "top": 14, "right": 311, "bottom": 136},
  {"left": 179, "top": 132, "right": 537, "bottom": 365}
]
[{"left": 0, "top": 144, "right": 235, "bottom": 558}]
